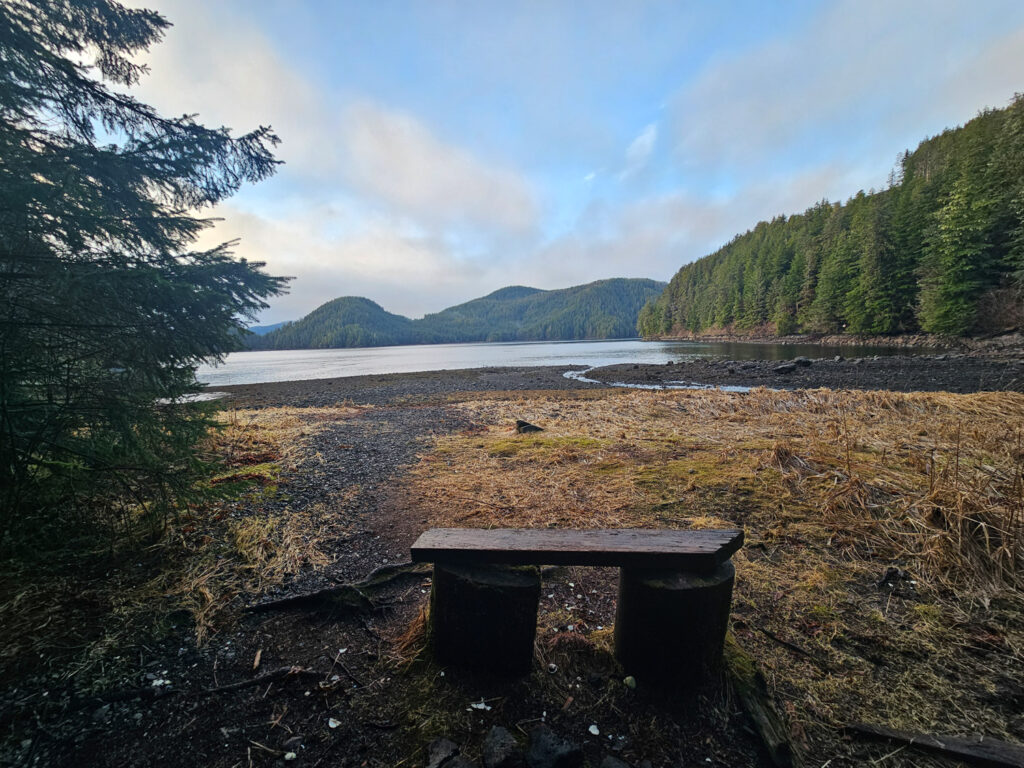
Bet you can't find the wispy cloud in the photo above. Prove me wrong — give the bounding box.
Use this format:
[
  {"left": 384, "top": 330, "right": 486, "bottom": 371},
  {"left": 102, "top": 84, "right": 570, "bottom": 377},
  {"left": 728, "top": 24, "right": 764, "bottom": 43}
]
[
  {"left": 671, "top": 0, "right": 1024, "bottom": 177},
  {"left": 619, "top": 123, "right": 658, "bottom": 180}
]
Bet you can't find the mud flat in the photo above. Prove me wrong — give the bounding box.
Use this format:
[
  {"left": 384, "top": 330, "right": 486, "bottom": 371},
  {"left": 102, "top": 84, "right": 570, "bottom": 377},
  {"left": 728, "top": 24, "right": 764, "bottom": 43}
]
[{"left": 583, "top": 352, "right": 1024, "bottom": 394}]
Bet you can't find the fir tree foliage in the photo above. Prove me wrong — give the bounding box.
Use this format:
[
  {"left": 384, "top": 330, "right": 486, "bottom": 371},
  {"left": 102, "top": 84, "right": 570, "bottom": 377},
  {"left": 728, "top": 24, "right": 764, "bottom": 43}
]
[
  {"left": 0, "top": 1, "right": 288, "bottom": 544},
  {"left": 638, "top": 96, "right": 1024, "bottom": 339}
]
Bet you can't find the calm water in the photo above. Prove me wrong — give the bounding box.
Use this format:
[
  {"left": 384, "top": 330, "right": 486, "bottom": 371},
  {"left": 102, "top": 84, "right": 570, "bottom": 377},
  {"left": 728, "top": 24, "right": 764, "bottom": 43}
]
[{"left": 196, "top": 338, "right": 908, "bottom": 387}]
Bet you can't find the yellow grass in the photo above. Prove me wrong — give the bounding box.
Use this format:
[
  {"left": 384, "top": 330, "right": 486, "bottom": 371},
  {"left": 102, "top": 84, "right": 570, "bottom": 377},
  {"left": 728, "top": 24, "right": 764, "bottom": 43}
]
[
  {"left": 399, "top": 387, "right": 1024, "bottom": 757},
  {"left": 410, "top": 387, "right": 1024, "bottom": 591}
]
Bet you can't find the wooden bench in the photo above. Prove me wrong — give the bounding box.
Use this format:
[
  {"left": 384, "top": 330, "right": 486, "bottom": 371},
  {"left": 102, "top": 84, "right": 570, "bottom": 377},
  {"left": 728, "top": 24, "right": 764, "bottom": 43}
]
[{"left": 411, "top": 527, "right": 743, "bottom": 684}]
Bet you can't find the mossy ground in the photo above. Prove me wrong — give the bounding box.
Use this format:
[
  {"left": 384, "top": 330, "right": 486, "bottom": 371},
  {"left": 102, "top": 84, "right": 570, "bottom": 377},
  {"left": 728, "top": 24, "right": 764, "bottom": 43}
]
[
  {"left": 3, "top": 385, "right": 1023, "bottom": 767},
  {"left": 398, "top": 386, "right": 1024, "bottom": 765}
]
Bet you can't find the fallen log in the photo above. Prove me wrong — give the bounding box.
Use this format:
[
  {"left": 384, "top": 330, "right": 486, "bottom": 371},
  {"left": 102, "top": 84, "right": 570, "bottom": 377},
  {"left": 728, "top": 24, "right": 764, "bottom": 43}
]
[
  {"left": 246, "top": 561, "right": 431, "bottom": 613},
  {"left": 846, "top": 723, "right": 1024, "bottom": 768}
]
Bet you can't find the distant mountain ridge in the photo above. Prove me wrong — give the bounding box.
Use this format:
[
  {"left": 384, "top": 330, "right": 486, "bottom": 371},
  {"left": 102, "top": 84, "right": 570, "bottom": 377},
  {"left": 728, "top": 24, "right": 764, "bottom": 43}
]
[
  {"left": 248, "top": 278, "right": 665, "bottom": 350},
  {"left": 247, "top": 321, "right": 287, "bottom": 336}
]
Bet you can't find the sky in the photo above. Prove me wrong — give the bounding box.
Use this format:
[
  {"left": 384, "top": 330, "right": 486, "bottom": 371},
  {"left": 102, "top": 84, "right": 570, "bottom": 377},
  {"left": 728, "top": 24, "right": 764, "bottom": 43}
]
[{"left": 126, "top": 0, "right": 1024, "bottom": 323}]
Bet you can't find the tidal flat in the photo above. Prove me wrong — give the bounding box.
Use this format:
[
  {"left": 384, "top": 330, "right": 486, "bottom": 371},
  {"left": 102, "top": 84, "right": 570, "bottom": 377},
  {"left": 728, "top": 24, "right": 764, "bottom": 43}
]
[{"left": 3, "top": 361, "right": 1023, "bottom": 768}]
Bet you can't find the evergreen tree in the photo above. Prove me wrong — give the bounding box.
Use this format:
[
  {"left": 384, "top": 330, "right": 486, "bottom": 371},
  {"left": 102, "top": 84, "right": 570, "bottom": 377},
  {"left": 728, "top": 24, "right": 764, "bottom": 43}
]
[
  {"left": 918, "top": 175, "right": 995, "bottom": 334},
  {"left": 0, "top": 0, "right": 287, "bottom": 544},
  {"left": 640, "top": 98, "right": 1024, "bottom": 340}
]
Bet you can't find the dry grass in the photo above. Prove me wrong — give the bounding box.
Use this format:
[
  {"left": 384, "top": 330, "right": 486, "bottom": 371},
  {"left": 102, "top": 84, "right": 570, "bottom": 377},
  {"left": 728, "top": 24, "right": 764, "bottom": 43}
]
[
  {"left": 0, "top": 405, "right": 366, "bottom": 683},
  {"left": 130, "top": 405, "right": 366, "bottom": 644},
  {"left": 411, "top": 387, "right": 1024, "bottom": 592},
  {"left": 400, "top": 387, "right": 1024, "bottom": 762}
]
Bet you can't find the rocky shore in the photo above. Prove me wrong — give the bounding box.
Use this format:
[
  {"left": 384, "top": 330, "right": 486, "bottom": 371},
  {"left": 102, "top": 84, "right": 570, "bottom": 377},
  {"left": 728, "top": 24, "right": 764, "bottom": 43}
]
[
  {"left": 583, "top": 352, "right": 1024, "bottom": 395},
  {"left": 644, "top": 329, "right": 1024, "bottom": 355},
  {"left": 216, "top": 351, "right": 1024, "bottom": 409}
]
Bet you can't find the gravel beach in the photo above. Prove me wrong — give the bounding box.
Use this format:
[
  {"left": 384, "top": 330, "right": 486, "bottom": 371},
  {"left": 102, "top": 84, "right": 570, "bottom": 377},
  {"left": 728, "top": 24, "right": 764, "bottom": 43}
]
[{"left": 215, "top": 352, "right": 1024, "bottom": 409}]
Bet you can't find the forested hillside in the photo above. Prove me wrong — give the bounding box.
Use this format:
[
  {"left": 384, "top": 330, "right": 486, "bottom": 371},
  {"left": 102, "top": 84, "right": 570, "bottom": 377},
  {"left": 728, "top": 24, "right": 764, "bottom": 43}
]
[
  {"left": 251, "top": 278, "right": 665, "bottom": 350},
  {"left": 638, "top": 95, "right": 1024, "bottom": 338}
]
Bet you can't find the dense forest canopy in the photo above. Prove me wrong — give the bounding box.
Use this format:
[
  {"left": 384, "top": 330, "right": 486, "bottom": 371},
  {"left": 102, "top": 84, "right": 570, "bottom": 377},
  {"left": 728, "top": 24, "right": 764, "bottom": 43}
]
[
  {"left": 251, "top": 279, "right": 665, "bottom": 350},
  {"left": 638, "top": 95, "right": 1024, "bottom": 338}
]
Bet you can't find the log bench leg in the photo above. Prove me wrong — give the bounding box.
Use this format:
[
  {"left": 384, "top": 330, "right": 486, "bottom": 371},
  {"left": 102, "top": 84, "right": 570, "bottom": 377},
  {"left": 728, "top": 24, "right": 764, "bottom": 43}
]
[
  {"left": 427, "top": 563, "right": 541, "bottom": 676},
  {"left": 613, "top": 561, "right": 735, "bottom": 687}
]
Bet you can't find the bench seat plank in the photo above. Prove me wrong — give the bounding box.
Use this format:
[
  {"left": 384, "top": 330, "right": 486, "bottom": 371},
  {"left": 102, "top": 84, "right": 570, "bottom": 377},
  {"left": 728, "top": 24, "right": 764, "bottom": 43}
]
[{"left": 411, "top": 528, "right": 743, "bottom": 570}]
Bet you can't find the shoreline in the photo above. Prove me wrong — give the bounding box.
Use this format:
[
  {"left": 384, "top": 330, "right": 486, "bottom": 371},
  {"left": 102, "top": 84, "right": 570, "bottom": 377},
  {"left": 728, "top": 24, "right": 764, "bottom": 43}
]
[
  {"left": 642, "top": 329, "right": 1024, "bottom": 354},
  {"left": 215, "top": 352, "right": 1024, "bottom": 408}
]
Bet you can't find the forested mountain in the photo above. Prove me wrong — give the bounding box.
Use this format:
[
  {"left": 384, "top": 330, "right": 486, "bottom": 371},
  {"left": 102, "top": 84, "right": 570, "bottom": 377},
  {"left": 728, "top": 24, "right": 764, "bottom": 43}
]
[
  {"left": 638, "top": 95, "right": 1024, "bottom": 339},
  {"left": 250, "top": 278, "right": 665, "bottom": 350},
  {"left": 248, "top": 321, "right": 287, "bottom": 335}
]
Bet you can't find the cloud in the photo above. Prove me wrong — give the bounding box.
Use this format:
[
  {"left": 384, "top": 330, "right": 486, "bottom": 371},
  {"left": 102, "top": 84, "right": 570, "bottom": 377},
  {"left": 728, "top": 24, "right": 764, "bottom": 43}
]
[
  {"left": 127, "top": 0, "right": 335, "bottom": 178},
  {"left": 525, "top": 161, "right": 866, "bottom": 288},
  {"left": 194, "top": 202, "right": 495, "bottom": 321},
  {"left": 341, "top": 101, "right": 538, "bottom": 235},
  {"left": 619, "top": 123, "right": 658, "bottom": 179},
  {"left": 124, "top": 0, "right": 1024, "bottom": 327},
  {"left": 671, "top": 0, "right": 1024, "bottom": 177}
]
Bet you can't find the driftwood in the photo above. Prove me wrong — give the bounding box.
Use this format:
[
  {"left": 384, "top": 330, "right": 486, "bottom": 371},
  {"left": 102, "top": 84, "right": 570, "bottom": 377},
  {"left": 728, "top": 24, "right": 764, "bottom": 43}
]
[
  {"left": 75, "top": 666, "right": 322, "bottom": 711},
  {"left": 246, "top": 561, "right": 432, "bottom": 613},
  {"left": 725, "top": 636, "right": 796, "bottom": 768},
  {"left": 846, "top": 723, "right": 1024, "bottom": 768},
  {"left": 196, "top": 665, "right": 321, "bottom": 696}
]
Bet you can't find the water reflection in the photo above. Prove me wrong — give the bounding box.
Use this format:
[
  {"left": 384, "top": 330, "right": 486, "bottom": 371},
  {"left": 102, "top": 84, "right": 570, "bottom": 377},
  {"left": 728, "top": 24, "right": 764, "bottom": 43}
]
[{"left": 197, "top": 337, "right": 915, "bottom": 387}]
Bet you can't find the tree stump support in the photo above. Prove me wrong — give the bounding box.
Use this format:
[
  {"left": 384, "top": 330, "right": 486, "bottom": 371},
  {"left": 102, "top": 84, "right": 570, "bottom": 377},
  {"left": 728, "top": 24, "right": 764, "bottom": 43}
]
[
  {"left": 613, "top": 561, "right": 735, "bottom": 687},
  {"left": 427, "top": 562, "right": 541, "bottom": 676}
]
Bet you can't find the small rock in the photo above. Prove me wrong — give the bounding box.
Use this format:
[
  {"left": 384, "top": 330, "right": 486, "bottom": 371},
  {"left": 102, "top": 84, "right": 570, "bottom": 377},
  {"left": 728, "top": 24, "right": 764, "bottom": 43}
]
[
  {"left": 527, "top": 726, "right": 583, "bottom": 768},
  {"left": 427, "top": 738, "right": 460, "bottom": 768},
  {"left": 483, "top": 726, "right": 525, "bottom": 768},
  {"left": 834, "top": 355, "right": 843, "bottom": 362},
  {"left": 793, "top": 356, "right": 812, "bottom": 367},
  {"left": 547, "top": 663, "right": 558, "bottom": 674},
  {"left": 622, "top": 676, "right": 636, "bottom": 690},
  {"left": 588, "top": 724, "right": 600, "bottom": 736},
  {"left": 600, "top": 758, "right": 632, "bottom": 768},
  {"left": 773, "top": 362, "right": 797, "bottom": 374},
  {"left": 284, "top": 753, "right": 297, "bottom": 762},
  {"left": 515, "top": 419, "right": 543, "bottom": 434},
  {"left": 92, "top": 704, "right": 111, "bottom": 723},
  {"left": 851, "top": 358, "right": 863, "bottom": 365}
]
